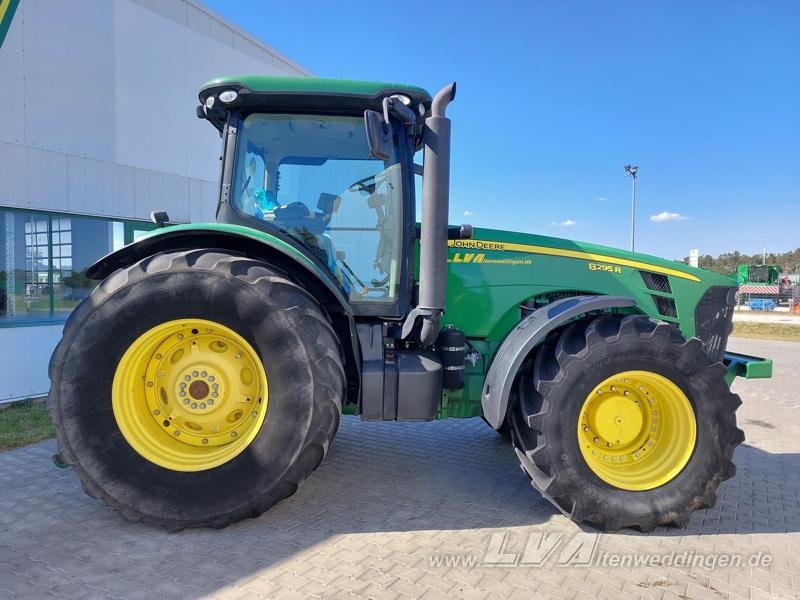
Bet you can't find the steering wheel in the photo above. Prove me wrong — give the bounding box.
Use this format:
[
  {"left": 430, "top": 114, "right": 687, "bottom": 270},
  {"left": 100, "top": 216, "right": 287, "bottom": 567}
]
[{"left": 348, "top": 172, "right": 386, "bottom": 195}]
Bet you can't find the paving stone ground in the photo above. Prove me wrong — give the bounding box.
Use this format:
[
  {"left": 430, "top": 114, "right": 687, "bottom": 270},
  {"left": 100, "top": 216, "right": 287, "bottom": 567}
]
[{"left": 1, "top": 337, "right": 798, "bottom": 600}]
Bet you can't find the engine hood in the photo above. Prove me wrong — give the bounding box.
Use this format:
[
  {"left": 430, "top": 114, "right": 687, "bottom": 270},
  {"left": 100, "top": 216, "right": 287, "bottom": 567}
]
[{"left": 449, "top": 227, "right": 735, "bottom": 287}]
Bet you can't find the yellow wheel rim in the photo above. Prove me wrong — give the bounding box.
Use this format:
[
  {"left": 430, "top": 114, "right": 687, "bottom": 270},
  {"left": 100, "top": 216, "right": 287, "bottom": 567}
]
[
  {"left": 112, "top": 319, "right": 268, "bottom": 472},
  {"left": 577, "top": 370, "right": 696, "bottom": 491}
]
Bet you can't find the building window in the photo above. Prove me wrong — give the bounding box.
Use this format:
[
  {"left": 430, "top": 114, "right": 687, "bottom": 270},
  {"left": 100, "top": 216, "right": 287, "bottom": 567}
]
[{"left": 0, "top": 209, "right": 156, "bottom": 324}]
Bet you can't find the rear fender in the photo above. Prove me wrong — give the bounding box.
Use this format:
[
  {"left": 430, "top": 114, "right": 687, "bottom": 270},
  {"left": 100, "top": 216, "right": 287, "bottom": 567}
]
[
  {"left": 86, "top": 223, "right": 361, "bottom": 404},
  {"left": 482, "top": 295, "right": 636, "bottom": 429},
  {"left": 87, "top": 224, "right": 349, "bottom": 305}
]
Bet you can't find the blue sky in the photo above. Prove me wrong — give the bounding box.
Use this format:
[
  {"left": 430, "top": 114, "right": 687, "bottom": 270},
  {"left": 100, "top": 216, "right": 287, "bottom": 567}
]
[{"left": 206, "top": 0, "right": 799, "bottom": 260}]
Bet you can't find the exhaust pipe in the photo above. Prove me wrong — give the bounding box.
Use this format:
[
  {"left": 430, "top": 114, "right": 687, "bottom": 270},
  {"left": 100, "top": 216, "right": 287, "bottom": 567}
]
[{"left": 401, "top": 82, "right": 456, "bottom": 346}]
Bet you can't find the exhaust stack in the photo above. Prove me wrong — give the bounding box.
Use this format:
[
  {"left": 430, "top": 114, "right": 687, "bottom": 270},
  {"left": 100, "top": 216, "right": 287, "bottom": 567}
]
[{"left": 401, "top": 82, "right": 456, "bottom": 346}]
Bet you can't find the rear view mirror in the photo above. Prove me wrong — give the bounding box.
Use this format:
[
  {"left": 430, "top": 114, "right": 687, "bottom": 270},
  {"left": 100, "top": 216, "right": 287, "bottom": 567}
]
[{"left": 364, "top": 110, "right": 392, "bottom": 160}]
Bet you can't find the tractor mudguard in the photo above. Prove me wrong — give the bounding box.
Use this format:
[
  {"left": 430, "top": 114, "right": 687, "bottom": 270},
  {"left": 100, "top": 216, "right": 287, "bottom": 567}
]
[
  {"left": 481, "top": 294, "right": 636, "bottom": 429},
  {"left": 87, "top": 223, "right": 351, "bottom": 309},
  {"left": 86, "top": 223, "right": 361, "bottom": 405}
]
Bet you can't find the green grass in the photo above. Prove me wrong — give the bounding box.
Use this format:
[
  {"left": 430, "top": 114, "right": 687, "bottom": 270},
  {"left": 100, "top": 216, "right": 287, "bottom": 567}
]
[
  {"left": 732, "top": 321, "right": 800, "bottom": 342},
  {"left": 0, "top": 399, "right": 55, "bottom": 450}
]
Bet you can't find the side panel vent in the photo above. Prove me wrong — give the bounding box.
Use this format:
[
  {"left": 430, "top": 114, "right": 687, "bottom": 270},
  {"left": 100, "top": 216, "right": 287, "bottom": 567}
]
[
  {"left": 641, "top": 271, "right": 672, "bottom": 293},
  {"left": 652, "top": 295, "right": 678, "bottom": 318}
]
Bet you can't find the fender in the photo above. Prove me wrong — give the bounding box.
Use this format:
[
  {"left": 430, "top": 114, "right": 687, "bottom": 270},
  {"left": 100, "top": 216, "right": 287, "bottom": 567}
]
[
  {"left": 481, "top": 294, "right": 636, "bottom": 429},
  {"left": 87, "top": 223, "right": 350, "bottom": 308},
  {"left": 86, "top": 223, "right": 361, "bottom": 404}
]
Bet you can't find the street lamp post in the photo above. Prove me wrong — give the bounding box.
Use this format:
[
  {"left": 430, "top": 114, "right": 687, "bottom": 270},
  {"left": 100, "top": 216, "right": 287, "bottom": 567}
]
[{"left": 624, "top": 164, "right": 638, "bottom": 252}]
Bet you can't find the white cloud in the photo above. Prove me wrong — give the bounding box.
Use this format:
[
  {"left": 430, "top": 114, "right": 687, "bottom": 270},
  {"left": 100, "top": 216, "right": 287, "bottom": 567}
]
[
  {"left": 550, "top": 219, "right": 577, "bottom": 227},
  {"left": 463, "top": 210, "right": 474, "bottom": 217},
  {"left": 650, "top": 211, "right": 689, "bottom": 223},
  {"left": 597, "top": 197, "right": 607, "bottom": 203}
]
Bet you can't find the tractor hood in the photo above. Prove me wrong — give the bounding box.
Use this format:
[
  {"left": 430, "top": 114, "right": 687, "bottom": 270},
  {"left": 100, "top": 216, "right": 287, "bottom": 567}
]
[
  {"left": 443, "top": 227, "right": 737, "bottom": 344},
  {"left": 448, "top": 227, "right": 733, "bottom": 287}
]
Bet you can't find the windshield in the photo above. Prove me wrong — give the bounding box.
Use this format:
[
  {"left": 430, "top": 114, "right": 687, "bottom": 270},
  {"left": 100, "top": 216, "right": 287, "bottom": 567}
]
[{"left": 232, "top": 113, "right": 404, "bottom": 303}]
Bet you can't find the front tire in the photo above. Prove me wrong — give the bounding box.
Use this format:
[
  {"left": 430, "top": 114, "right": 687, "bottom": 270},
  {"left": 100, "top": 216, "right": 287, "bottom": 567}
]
[
  {"left": 509, "top": 314, "right": 743, "bottom": 531},
  {"left": 49, "top": 249, "right": 345, "bottom": 530}
]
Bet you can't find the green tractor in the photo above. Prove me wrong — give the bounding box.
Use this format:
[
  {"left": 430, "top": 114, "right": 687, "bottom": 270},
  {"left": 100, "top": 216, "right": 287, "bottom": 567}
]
[{"left": 49, "top": 77, "right": 771, "bottom": 532}]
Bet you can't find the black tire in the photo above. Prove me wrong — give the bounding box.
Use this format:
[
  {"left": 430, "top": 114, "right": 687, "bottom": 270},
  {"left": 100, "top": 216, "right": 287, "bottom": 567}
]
[
  {"left": 509, "top": 314, "right": 743, "bottom": 532},
  {"left": 48, "top": 249, "right": 345, "bottom": 530}
]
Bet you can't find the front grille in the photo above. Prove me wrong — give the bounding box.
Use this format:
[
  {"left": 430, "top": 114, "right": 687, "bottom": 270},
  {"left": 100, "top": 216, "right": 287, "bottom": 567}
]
[
  {"left": 652, "top": 295, "right": 678, "bottom": 318},
  {"left": 695, "top": 286, "right": 737, "bottom": 362},
  {"left": 641, "top": 271, "right": 672, "bottom": 293}
]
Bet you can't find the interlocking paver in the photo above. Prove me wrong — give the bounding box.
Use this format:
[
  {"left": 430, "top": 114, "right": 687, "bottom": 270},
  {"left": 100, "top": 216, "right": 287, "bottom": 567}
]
[{"left": 0, "top": 338, "right": 798, "bottom": 599}]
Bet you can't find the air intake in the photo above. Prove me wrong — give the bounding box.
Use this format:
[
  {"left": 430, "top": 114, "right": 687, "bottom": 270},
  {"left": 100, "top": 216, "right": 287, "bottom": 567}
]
[
  {"left": 652, "top": 295, "right": 678, "bottom": 318},
  {"left": 641, "top": 271, "right": 672, "bottom": 294}
]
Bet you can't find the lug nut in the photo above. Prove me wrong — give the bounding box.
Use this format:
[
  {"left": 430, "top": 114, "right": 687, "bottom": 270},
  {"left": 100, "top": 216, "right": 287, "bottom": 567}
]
[
  {"left": 208, "top": 376, "right": 215, "bottom": 382},
  {"left": 200, "top": 403, "right": 206, "bottom": 409},
  {"left": 183, "top": 398, "right": 190, "bottom": 405},
  {"left": 208, "top": 399, "right": 214, "bottom": 405},
  {"left": 191, "top": 403, "right": 197, "bottom": 409}
]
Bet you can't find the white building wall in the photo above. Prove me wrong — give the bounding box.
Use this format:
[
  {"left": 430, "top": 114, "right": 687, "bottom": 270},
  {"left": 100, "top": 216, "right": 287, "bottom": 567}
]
[{"left": 0, "top": 0, "right": 308, "bottom": 402}]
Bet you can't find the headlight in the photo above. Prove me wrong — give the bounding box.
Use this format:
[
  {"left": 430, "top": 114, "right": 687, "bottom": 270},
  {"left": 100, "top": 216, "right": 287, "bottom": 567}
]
[{"left": 219, "top": 90, "right": 238, "bottom": 103}]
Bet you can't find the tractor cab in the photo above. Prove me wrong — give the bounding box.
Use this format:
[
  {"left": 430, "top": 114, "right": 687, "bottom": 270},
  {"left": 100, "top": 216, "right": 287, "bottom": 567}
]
[{"left": 198, "top": 77, "right": 438, "bottom": 319}]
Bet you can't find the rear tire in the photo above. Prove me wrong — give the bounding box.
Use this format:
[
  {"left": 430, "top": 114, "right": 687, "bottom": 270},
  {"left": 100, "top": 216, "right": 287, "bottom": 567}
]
[
  {"left": 49, "top": 249, "right": 345, "bottom": 530},
  {"left": 509, "top": 314, "right": 743, "bottom": 531}
]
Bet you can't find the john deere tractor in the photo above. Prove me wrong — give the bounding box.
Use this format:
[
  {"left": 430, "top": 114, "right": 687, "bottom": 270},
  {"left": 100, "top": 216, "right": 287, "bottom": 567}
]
[{"left": 49, "top": 77, "right": 771, "bottom": 532}]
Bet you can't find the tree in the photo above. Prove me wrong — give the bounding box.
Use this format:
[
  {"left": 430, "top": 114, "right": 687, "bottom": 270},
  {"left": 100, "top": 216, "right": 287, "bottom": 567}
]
[{"left": 679, "top": 248, "right": 800, "bottom": 276}]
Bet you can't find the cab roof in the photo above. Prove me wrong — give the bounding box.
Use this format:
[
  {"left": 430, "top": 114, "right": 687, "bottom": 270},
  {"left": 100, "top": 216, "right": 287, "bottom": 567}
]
[{"left": 199, "top": 75, "right": 432, "bottom": 118}]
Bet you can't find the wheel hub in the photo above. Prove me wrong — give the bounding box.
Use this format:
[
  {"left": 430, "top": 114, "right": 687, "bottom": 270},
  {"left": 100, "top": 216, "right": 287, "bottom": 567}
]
[
  {"left": 188, "top": 380, "right": 210, "bottom": 400},
  {"left": 588, "top": 393, "right": 643, "bottom": 446},
  {"left": 112, "top": 319, "right": 269, "bottom": 471},
  {"left": 578, "top": 370, "right": 696, "bottom": 491}
]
